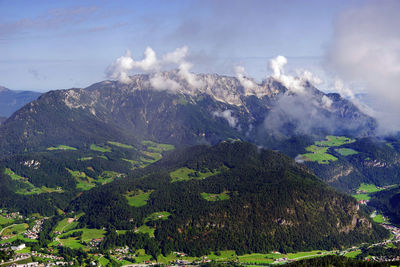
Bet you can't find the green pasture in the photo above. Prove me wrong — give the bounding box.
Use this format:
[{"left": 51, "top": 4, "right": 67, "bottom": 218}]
[
  {"left": 335, "top": 148, "right": 359, "bottom": 156},
  {"left": 107, "top": 141, "right": 134, "bottom": 149},
  {"left": 144, "top": 211, "right": 171, "bottom": 223},
  {"left": 170, "top": 167, "right": 222, "bottom": 182},
  {"left": 315, "top": 136, "right": 356, "bottom": 147},
  {"left": 47, "top": 145, "right": 77, "bottom": 151},
  {"left": 201, "top": 191, "right": 230, "bottom": 201},
  {"left": 90, "top": 144, "right": 111, "bottom": 153},
  {"left": 125, "top": 190, "right": 153, "bottom": 207}
]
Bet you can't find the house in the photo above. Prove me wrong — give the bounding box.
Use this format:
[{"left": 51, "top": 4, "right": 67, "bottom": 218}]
[{"left": 11, "top": 244, "right": 25, "bottom": 251}]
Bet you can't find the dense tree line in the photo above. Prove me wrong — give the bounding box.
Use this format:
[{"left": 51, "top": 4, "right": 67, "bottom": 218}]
[{"left": 285, "top": 255, "right": 397, "bottom": 267}]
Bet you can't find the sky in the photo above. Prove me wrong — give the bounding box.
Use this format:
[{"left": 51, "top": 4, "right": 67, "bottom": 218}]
[{"left": 0, "top": 0, "right": 367, "bottom": 92}]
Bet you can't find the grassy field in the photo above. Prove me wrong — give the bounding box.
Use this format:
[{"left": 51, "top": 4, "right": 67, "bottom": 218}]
[
  {"left": 352, "top": 183, "right": 386, "bottom": 202},
  {"left": 125, "top": 191, "right": 153, "bottom": 207},
  {"left": 352, "top": 194, "right": 370, "bottom": 201},
  {"left": 16, "top": 246, "right": 31, "bottom": 254},
  {"left": 315, "top": 136, "right": 356, "bottom": 147},
  {"left": 98, "top": 256, "right": 110, "bottom": 266},
  {"left": 140, "top": 151, "right": 162, "bottom": 163},
  {"left": 78, "top": 156, "right": 93, "bottom": 161},
  {"left": 4, "top": 168, "right": 62, "bottom": 195},
  {"left": 122, "top": 158, "right": 139, "bottom": 165},
  {"left": 301, "top": 145, "right": 338, "bottom": 164},
  {"left": 335, "top": 148, "right": 359, "bottom": 156},
  {"left": 201, "top": 191, "right": 230, "bottom": 201},
  {"left": 0, "top": 234, "right": 37, "bottom": 245},
  {"left": 107, "top": 141, "right": 134, "bottom": 149},
  {"left": 358, "top": 183, "right": 382, "bottom": 193},
  {"left": 58, "top": 237, "right": 85, "bottom": 249},
  {"left": 4, "top": 168, "right": 29, "bottom": 181},
  {"left": 144, "top": 211, "right": 171, "bottom": 223},
  {"left": 170, "top": 167, "right": 223, "bottom": 182},
  {"left": 90, "top": 144, "right": 111, "bottom": 153},
  {"left": 96, "top": 171, "right": 123, "bottom": 185},
  {"left": 47, "top": 145, "right": 77, "bottom": 151},
  {"left": 0, "top": 223, "right": 28, "bottom": 236},
  {"left": 142, "top": 140, "right": 175, "bottom": 152},
  {"left": 300, "top": 136, "right": 357, "bottom": 164},
  {"left": 345, "top": 250, "right": 361, "bottom": 258},
  {"left": 54, "top": 218, "right": 79, "bottom": 233},
  {"left": 67, "top": 168, "right": 96, "bottom": 191},
  {"left": 238, "top": 253, "right": 276, "bottom": 264},
  {"left": 136, "top": 225, "right": 155, "bottom": 237},
  {"left": 134, "top": 249, "right": 153, "bottom": 263},
  {"left": 372, "top": 214, "right": 386, "bottom": 223},
  {"left": 0, "top": 216, "right": 13, "bottom": 225},
  {"left": 59, "top": 228, "right": 106, "bottom": 242}
]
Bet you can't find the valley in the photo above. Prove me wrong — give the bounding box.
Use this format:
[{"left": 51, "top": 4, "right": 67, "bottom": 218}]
[{"left": 0, "top": 74, "right": 398, "bottom": 266}]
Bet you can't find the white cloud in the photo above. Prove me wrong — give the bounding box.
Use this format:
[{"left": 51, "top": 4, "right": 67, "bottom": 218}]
[
  {"left": 269, "top": 55, "right": 305, "bottom": 94},
  {"left": 234, "top": 66, "right": 256, "bottom": 90},
  {"left": 150, "top": 73, "right": 182, "bottom": 92},
  {"left": 162, "top": 46, "right": 189, "bottom": 64},
  {"left": 326, "top": 0, "right": 400, "bottom": 133},
  {"left": 213, "top": 110, "right": 238, "bottom": 128},
  {"left": 177, "top": 61, "right": 205, "bottom": 89},
  {"left": 269, "top": 55, "right": 287, "bottom": 78},
  {"left": 321, "top": 95, "right": 332, "bottom": 109},
  {"left": 107, "top": 46, "right": 205, "bottom": 89}
]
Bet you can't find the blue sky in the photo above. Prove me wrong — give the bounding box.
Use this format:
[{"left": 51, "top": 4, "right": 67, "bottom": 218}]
[{"left": 0, "top": 0, "right": 366, "bottom": 91}]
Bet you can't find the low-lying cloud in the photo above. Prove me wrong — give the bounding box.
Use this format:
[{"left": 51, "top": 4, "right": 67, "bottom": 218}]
[
  {"left": 213, "top": 110, "right": 238, "bottom": 128},
  {"left": 264, "top": 56, "right": 373, "bottom": 136},
  {"left": 106, "top": 46, "right": 204, "bottom": 89},
  {"left": 234, "top": 66, "right": 256, "bottom": 90},
  {"left": 326, "top": 0, "right": 400, "bottom": 133}
]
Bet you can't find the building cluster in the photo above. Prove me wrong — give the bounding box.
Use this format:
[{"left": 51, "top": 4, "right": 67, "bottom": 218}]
[
  {"left": 1, "top": 211, "right": 23, "bottom": 220},
  {"left": 24, "top": 219, "right": 44, "bottom": 240},
  {"left": 366, "top": 255, "right": 400, "bottom": 262},
  {"left": 89, "top": 237, "right": 104, "bottom": 248},
  {"left": 382, "top": 224, "right": 400, "bottom": 241},
  {"left": 357, "top": 199, "right": 368, "bottom": 205}
]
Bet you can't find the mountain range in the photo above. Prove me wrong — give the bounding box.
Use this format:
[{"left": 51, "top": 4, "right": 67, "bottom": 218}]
[
  {"left": 0, "top": 72, "right": 394, "bottom": 192},
  {"left": 0, "top": 86, "right": 41, "bottom": 118},
  {"left": 0, "top": 71, "right": 397, "bottom": 259}
]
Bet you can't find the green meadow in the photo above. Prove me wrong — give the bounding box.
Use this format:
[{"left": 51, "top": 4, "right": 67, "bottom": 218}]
[
  {"left": 315, "top": 136, "right": 356, "bottom": 147},
  {"left": 67, "top": 168, "right": 96, "bottom": 191},
  {"left": 90, "top": 144, "right": 111, "bottom": 153},
  {"left": 170, "top": 167, "right": 223, "bottom": 182},
  {"left": 125, "top": 190, "right": 153, "bottom": 207},
  {"left": 136, "top": 225, "right": 155, "bottom": 237},
  {"left": 47, "top": 145, "right": 77, "bottom": 151},
  {"left": 300, "top": 136, "right": 358, "bottom": 164},
  {"left": 335, "top": 148, "right": 359, "bottom": 156},
  {"left": 144, "top": 211, "right": 171, "bottom": 223},
  {"left": 4, "top": 168, "right": 62, "bottom": 195},
  {"left": 107, "top": 141, "right": 134, "bottom": 149},
  {"left": 201, "top": 191, "right": 230, "bottom": 201}
]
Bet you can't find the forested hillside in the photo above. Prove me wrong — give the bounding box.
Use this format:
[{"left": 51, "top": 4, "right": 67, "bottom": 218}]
[{"left": 70, "top": 141, "right": 388, "bottom": 255}]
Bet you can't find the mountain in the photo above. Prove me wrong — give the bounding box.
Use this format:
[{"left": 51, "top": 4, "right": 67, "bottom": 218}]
[
  {"left": 0, "top": 116, "right": 6, "bottom": 124},
  {"left": 0, "top": 71, "right": 375, "bottom": 157},
  {"left": 70, "top": 141, "right": 388, "bottom": 255},
  {"left": 0, "top": 86, "right": 41, "bottom": 117}
]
